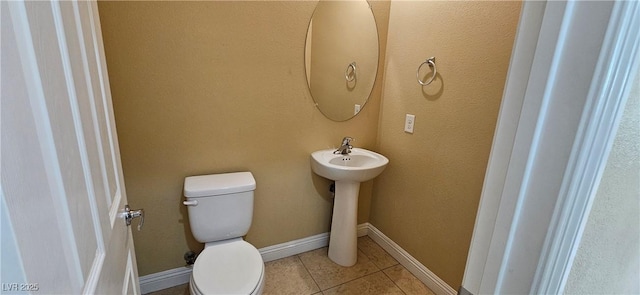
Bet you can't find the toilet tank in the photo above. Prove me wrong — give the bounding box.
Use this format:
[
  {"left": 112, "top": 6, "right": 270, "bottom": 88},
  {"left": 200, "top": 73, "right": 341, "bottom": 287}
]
[{"left": 184, "top": 172, "right": 256, "bottom": 243}]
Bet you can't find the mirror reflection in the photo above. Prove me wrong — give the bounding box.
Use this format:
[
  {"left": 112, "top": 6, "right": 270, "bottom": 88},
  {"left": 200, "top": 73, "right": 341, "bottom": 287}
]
[{"left": 305, "top": 0, "right": 379, "bottom": 121}]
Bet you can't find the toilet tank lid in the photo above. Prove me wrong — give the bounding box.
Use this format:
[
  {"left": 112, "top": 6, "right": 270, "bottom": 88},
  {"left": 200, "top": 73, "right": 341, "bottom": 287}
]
[{"left": 184, "top": 172, "right": 256, "bottom": 198}]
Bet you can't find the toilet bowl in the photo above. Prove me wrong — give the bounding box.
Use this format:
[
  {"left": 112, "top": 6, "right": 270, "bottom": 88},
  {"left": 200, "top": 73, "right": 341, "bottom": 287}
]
[
  {"left": 183, "top": 172, "right": 264, "bottom": 295},
  {"left": 189, "top": 239, "right": 265, "bottom": 295}
]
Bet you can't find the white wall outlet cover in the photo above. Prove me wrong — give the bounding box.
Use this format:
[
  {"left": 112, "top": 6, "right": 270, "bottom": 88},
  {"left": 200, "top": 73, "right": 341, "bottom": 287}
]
[{"left": 404, "top": 114, "right": 415, "bottom": 133}]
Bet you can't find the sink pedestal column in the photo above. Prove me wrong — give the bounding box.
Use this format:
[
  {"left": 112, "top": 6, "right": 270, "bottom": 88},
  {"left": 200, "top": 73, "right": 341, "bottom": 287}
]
[{"left": 328, "top": 180, "right": 360, "bottom": 267}]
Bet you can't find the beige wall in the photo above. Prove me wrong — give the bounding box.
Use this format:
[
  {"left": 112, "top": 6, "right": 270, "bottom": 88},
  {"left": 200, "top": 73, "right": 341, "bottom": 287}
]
[
  {"left": 98, "top": 0, "right": 520, "bottom": 287},
  {"left": 97, "top": 1, "right": 390, "bottom": 276},
  {"left": 370, "top": 1, "right": 521, "bottom": 288}
]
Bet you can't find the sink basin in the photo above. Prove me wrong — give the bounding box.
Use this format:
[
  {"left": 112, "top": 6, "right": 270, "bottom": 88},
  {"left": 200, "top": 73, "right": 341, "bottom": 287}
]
[
  {"left": 310, "top": 148, "right": 388, "bottom": 266},
  {"left": 310, "top": 148, "right": 389, "bottom": 182}
]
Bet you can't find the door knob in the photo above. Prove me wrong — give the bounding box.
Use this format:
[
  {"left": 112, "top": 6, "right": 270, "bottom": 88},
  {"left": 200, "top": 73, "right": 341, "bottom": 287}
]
[{"left": 124, "top": 205, "right": 144, "bottom": 231}]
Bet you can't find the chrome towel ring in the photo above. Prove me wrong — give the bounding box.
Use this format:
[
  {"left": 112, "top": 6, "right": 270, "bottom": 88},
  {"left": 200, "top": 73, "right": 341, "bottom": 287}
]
[
  {"left": 417, "top": 57, "right": 437, "bottom": 86},
  {"left": 345, "top": 62, "right": 357, "bottom": 82}
]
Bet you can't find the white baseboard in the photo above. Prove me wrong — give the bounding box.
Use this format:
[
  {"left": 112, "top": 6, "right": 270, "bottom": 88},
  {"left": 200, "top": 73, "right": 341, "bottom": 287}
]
[
  {"left": 364, "top": 223, "right": 457, "bottom": 295},
  {"left": 259, "top": 232, "right": 329, "bottom": 262},
  {"left": 139, "top": 266, "right": 192, "bottom": 294},
  {"left": 140, "top": 223, "right": 455, "bottom": 295},
  {"left": 357, "top": 223, "right": 369, "bottom": 237}
]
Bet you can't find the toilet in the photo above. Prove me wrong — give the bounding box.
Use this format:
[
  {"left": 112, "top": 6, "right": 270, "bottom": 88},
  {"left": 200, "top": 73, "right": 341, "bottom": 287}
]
[{"left": 183, "top": 172, "right": 265, "bottom": 295}]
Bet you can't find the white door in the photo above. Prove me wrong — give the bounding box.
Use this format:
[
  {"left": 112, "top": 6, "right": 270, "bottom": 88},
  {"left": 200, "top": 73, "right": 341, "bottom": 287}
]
[{"left": 1, "top": 1, "right": 141, "bottom": 294}]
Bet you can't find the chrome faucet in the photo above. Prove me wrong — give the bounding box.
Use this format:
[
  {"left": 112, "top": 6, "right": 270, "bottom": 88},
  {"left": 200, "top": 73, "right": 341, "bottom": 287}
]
[{"left": 334, "top": 137, "right": 354, "bottom": 155}]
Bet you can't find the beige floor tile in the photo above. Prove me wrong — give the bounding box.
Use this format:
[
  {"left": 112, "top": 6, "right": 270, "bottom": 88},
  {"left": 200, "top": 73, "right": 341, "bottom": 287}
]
[
  {"left": 383, "top": 265, "right": 436, "bottom": 295},
  {"left": 262, "top": 256, "right": 320, "bottom": 295},
  {"left": 145, "top": 283, "right": 189, "bottom": 295},
  {"left": 357, "top": 236, "right": 399, "bottom": 269},
  {"left": 298, "top": 247, "right": 379, "bottom": 290},
  {"left": 323, "top": 271, "right": 405, "bottom": 295}
]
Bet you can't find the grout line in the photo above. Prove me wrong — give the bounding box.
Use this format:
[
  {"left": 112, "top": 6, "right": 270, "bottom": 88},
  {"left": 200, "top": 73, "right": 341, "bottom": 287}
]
[
  {"left": 359, "top": 248, "right": 382, "bottom": 271},
  {"left": 294, "top": 254, "right": 322, "bottom": 294},
  {"left": 357, "top": 235, "right": 401, "bottom": 271},
  {"left": 381, "top": 268, "right": 408, "bottom": 295},
  {"left": 326, "top": 270, "right": 384, "bottom": 292},
  {"left": 380, "top": 264, "right": 399, "bottom": 272}
]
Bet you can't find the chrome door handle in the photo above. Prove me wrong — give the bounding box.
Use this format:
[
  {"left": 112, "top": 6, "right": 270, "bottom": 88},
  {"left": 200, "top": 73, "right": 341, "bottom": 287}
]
[{"left": 124, "top": 205, "right": 144, "bottom": 231}]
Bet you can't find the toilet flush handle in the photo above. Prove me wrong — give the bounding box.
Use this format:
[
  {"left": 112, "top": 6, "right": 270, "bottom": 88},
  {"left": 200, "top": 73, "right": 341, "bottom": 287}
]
[{"left": 183, "top": 200, "right": 198, "bottom": 206}]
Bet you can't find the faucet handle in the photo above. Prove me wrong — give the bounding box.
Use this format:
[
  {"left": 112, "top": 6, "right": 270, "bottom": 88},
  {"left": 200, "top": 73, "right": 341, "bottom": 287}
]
[
  {"left": 342, "top": 137, "right": 354, "bottom": 145},
  {"left": 333, "top": 137, "right": 355, "bottom": 155}
]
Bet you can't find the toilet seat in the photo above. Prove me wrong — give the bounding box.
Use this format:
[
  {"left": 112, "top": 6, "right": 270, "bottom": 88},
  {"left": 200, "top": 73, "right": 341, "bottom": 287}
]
[{"left": 191, "top": 240, "right": 264, "bottom": 295}]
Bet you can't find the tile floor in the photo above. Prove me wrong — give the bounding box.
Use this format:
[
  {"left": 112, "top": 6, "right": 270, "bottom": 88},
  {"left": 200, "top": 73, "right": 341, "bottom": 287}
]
[{"left": 147, "top": 236, "right": 435, "bottom": 295}]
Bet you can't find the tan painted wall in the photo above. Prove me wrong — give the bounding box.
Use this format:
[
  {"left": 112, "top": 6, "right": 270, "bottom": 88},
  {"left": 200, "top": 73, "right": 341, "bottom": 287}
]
[
  {"left": 98, "top": 0, "right": 520, "bottom": 286},
  {"left": 370, "top": 1, "right": 521, "bottom": 288},
  {"left": 97, "top": 1, "right": 390, "bottom": 276}
]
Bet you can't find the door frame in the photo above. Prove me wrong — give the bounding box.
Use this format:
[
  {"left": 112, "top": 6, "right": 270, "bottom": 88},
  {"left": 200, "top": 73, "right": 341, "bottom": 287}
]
[{"left": 462, "top": 1, "right": 640, "bottom": 294}]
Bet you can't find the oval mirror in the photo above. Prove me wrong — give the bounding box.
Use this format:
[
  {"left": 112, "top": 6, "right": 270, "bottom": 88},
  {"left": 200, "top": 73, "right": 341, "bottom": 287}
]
[{"left": 305, "top": 0, "right": 379, "bottom": 121}]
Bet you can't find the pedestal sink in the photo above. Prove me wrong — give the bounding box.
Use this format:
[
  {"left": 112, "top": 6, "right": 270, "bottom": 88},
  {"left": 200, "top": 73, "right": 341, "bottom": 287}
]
[{"left": 310, "top": 148, "right": 389, "bottom": 266}]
